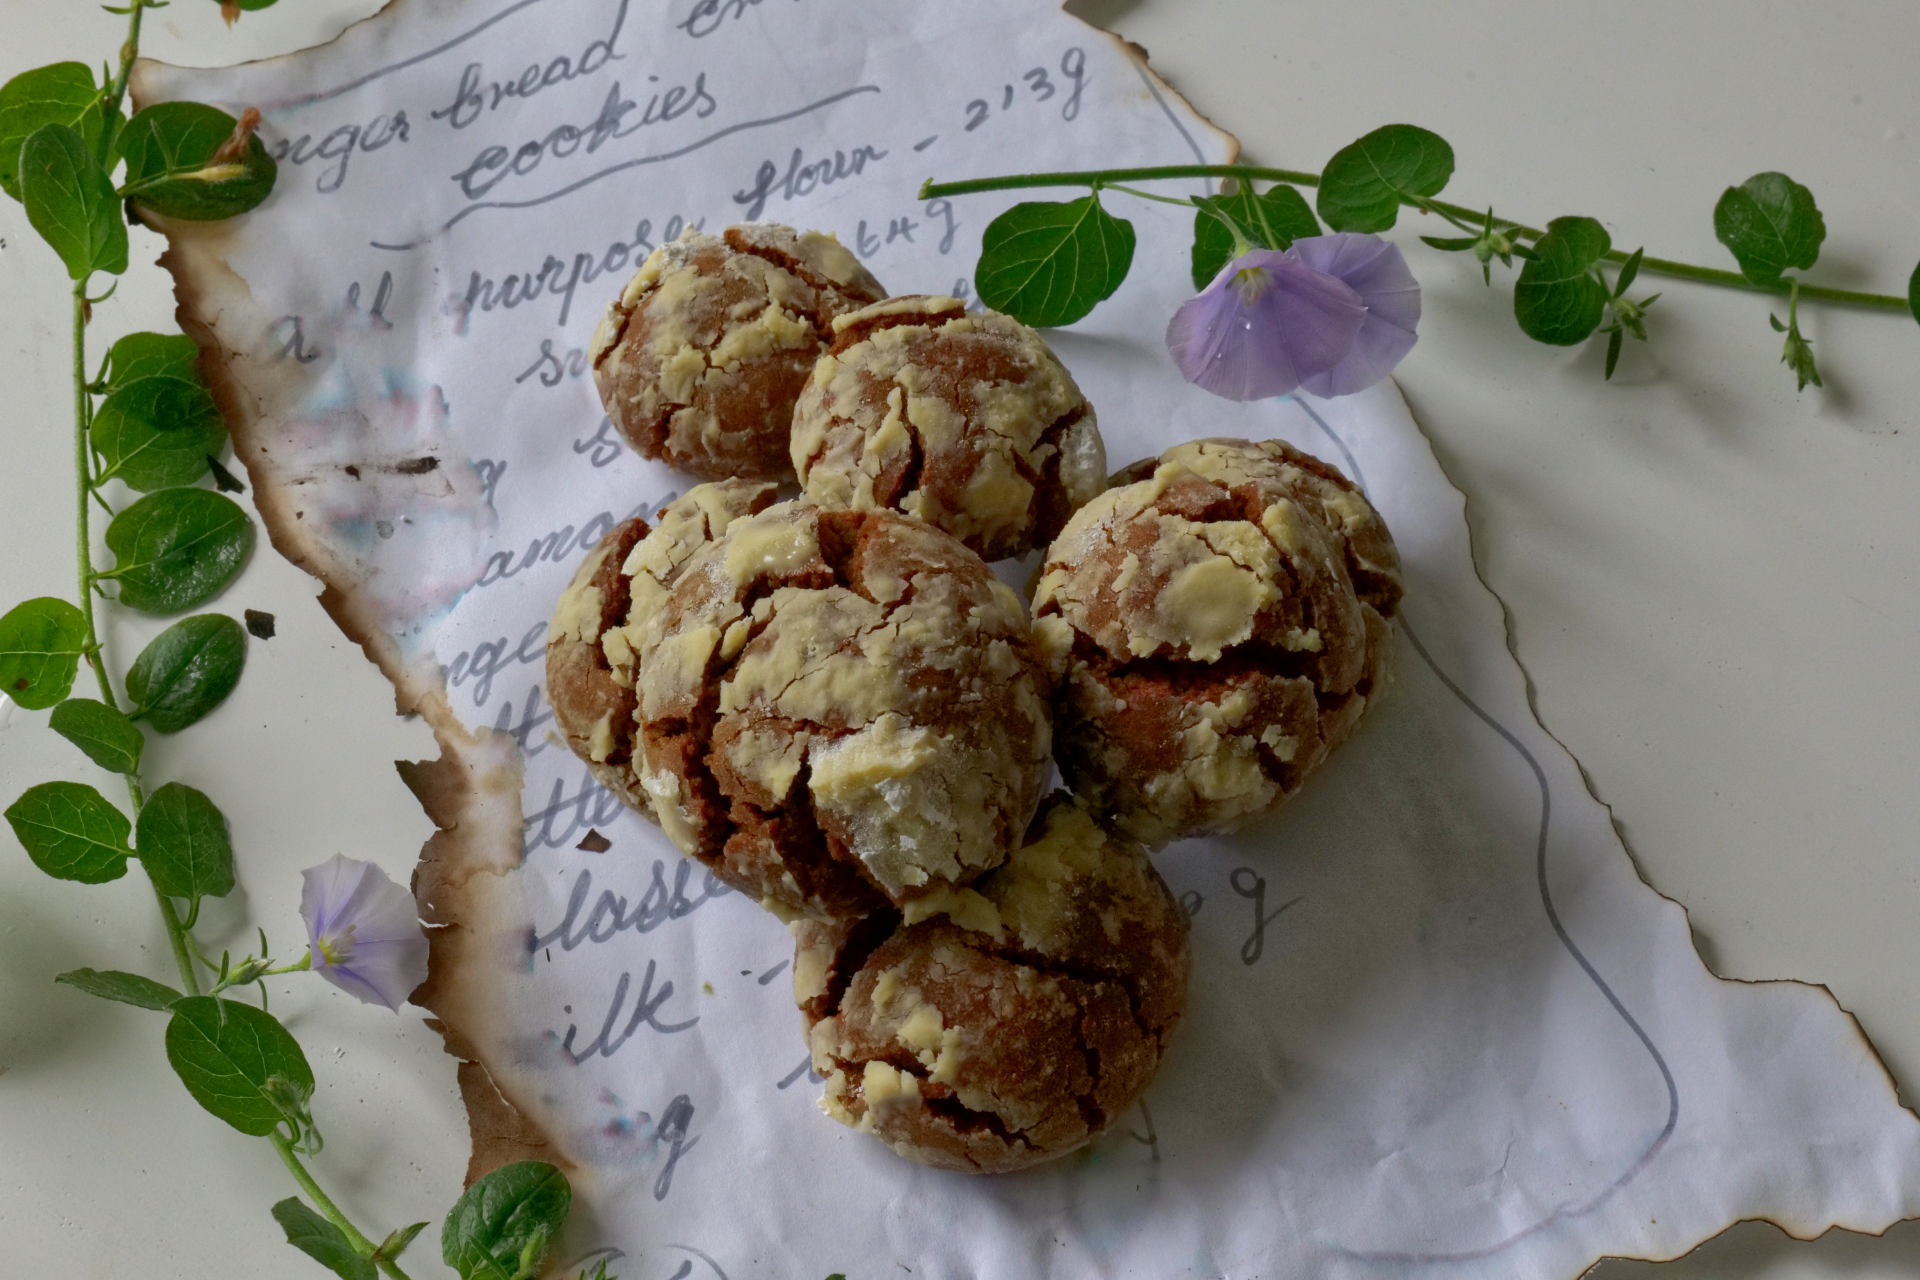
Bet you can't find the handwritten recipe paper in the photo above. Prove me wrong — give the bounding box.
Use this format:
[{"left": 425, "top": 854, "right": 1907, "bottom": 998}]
[{"left": 132, "top": 2, "right": 1920, "bottom": 1275}]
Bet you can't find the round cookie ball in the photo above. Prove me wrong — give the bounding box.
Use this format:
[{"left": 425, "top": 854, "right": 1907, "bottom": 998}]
[
  {"left": 590, "top": 224, "right": 886, "bottom": 481},
  {"left": 792, "top": 797, "right": 1190, "bottom": 1174},
  {"left": 1033, "top": 437, "right": 1402, "bottom": 848},
  {"left": 632, "top": 500, "right": 1053, "bottom": 919},
  {"left": 791, "top": 294, "right": 1106, "bottom": 561},
  {"left": 546, "top": 479, "right": 783, "bottom": 811}
]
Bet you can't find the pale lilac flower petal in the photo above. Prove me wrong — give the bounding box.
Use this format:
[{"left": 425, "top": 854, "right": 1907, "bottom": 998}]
[
  {"left": 1166, "top": 249, "right": 1367, "bottom": 400},
  {"left": 1288, "top": 234, "right": 1422, "bottom": 398},
  {"left": 300, "top": 854, "right": 429, "bottom": 1011}
]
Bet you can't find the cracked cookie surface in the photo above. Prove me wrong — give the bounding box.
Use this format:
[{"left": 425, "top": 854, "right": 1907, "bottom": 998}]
[
  {"left": 792, "top": 797, "right": 1189, "bottom": 1174},
  {"left": 1034, "top": 437, "right": 1402, "bottom": 847},
  {"left": 632, "top": 499, "right": 1052, "bottom": 918},
  {"left": 791, "top": 294, "right": 1106, "bottom": 561},
  {"left": 546, "top": 479, "right": 782, "bottom": 813},
  {"left": 590, "top": 224, "right": 885, "bottom": 480}
]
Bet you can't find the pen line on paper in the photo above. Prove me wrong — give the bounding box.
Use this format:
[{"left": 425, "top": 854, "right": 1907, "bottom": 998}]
[
  {"left": 369, "top": 83, "right": 882, "bottom": 251},
  {"left": 275, "top": 0, "right": 553, "bottom": 111},
  {"left": 1293, "top": 397, "right": 1680, "bottom": 1265}
]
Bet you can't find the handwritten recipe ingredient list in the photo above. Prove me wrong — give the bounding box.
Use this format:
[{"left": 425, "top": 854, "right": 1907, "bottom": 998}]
[{"left": 135, "top": 2, "right": 1920, "bottom": 1276}]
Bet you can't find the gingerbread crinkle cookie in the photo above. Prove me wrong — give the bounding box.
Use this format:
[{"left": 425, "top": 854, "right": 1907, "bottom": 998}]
[
  {"left": 1034, "top": 437, "right": 1402, "bottom": 847},
  {"left": 590, "top": 224, "right": 886, "bottom": 480},
  {"left": 790, "top": 294, "right": 1106, "bottom": 561},
  {"left": 632, "top": 500, "right": 1052, "bottom": 919},
  {"left": 545, "top": 479, "right": 783, "bottom": 812},
  {"left": 792, "top": 796, "right": 1190, "bottom": 1173}
]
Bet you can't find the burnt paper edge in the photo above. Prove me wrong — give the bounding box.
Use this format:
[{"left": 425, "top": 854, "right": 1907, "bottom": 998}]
[{"left": 148, "top": 210, "right": 559, "bottom": 1184}]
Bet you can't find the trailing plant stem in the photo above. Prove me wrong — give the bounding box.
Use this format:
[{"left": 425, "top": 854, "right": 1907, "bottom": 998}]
[
  {"left": 98, "top": 0, "right": 150, "bottom": 166},
  {"left": 73, "top": 285, "right": 203, "bottom": 997},
  {"left": 1095, "top": 180, "right": 1198, "bottom": 209},
  {"left": 153, "top": 887, "right": 203, "bottom": 995},
  {"left": 72, "top": 288, "right": 110, "bottom": 709},
  {"left": 41, "top": 3, "right": 478, "bottom": 1274},
  {"left": 272, "top": 1133, "right": 416, "bottom": 1280},
  {"left": 68, "top": 9, "right": 384, "bottom": 1259},
  {"left": 920, "top": 165, "right": 1911, "bottom": 313}
]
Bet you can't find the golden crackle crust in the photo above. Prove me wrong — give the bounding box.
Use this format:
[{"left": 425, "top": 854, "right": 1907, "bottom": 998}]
[
  {"left": 590, "top": 224, "right": 886, "bottom": 481},
  {"left": 546, "top": 480, "right": 783, "bottom": 813},
  {"left": 632, "top": 500, "right": 1052, "bottom": 918},
  {"left": 1034, "top": 437, "right": 1403, "bottom": 848},
  {"left": 792, "top": 797, "right": 1189, "bottom": 1174},
  {"left": 791, "top": 295, "right": 1106, "bottom": 561}
]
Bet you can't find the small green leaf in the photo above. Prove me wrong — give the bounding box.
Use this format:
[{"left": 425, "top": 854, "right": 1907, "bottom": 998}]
[
  {"left": 120, "top": 102, "right": 276, "bottom": 221},
  {"left": 136, "top": 782, "right": 236, "bottom": 900},
  {"left": 125, "top": 613, "right": 248, "bottom": 733},
  {"left": 164, "top": 996, "right": 315, "bottom": 1136},
  {"left": 442, "top": 1161, "right": 573, "bottom": 1280},
  {"left": 5, "top": 780, "right": 132, "bottom": 884},
  {"left": 55, "top": 966, "right": 182, "bottom": 1011},
  {"left": 1513, "top": 215, "right": 1614, "bottom": 345},
  {"left": 48, "top": 697, "right": 144, "bottom": 774},
  {"left": 103, "top": 489, "right": 254, "bottom": 614},
  {"left": 975, "top": 195, "right": 1135, "bottom": 328},
  {"left": 1604, "top": 326, "right": 1625, "bottom": 380},
  {"left": 1613, "top": 247, "right": 1644, "bottom": 298},
  {"left": 1189, "top": 183, "right": 1320, "bottom": 289},
  {"left": 1713, "top": 172, "right": 1824, "bottom": 286},
  {"left": 1907, "top": 260, "right": 1918, "bottom": 326},
  {"left": 0, "top": 596, "right": 89, "bottom": 709},
  {"left": 1420, "top": 234, "right": 1480, "bottom": 251},
  {"left": 0, "top": 63, "right": 98, "bottom": 200},
  {"left": 272, "top": 1198, "right": 377, "bottom": 1280},
  {"left": 98, "top": 364, "right": 221, "bottom": 438},
  {"left": 19, "top": 123, "right": 126, "bottom": 280},
  {"left": 1315, "top": 124, "right": 1455, "bottom": 233},
  {"left": 104, "top": 332, "right": 205, "bottom": 394},
  {"left": 92, "top": 378, "right": 228, "bottom": 492},
  {"left": 374, "top": 1222, "right": 430, "bottom": 1264}
]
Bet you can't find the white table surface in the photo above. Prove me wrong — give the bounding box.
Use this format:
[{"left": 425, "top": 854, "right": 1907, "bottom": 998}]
[{"left": 3, "top": 1, "right": 1917, "bottom": 1276}]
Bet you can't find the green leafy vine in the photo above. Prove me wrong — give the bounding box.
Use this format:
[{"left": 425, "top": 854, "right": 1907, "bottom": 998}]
[
  {"left": 923, "top": 123, "right": 1920, "bottom": 388},
  {"left": 1, "top": 3, "right": 598, "bottom": 1276}
]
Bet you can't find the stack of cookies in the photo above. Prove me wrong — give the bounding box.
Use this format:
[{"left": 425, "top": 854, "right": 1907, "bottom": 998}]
[{"left": 545, "top": 223, "right": 1402, "bottom": 1173}]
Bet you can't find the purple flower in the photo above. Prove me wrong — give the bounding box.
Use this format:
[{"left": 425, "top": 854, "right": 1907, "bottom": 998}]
[
  {"left": 1166, "top": 233, "right": 1421, "bottom": 400},
  {"left": 300, "top": 854, "right": 429, "bottom": 1011}
]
